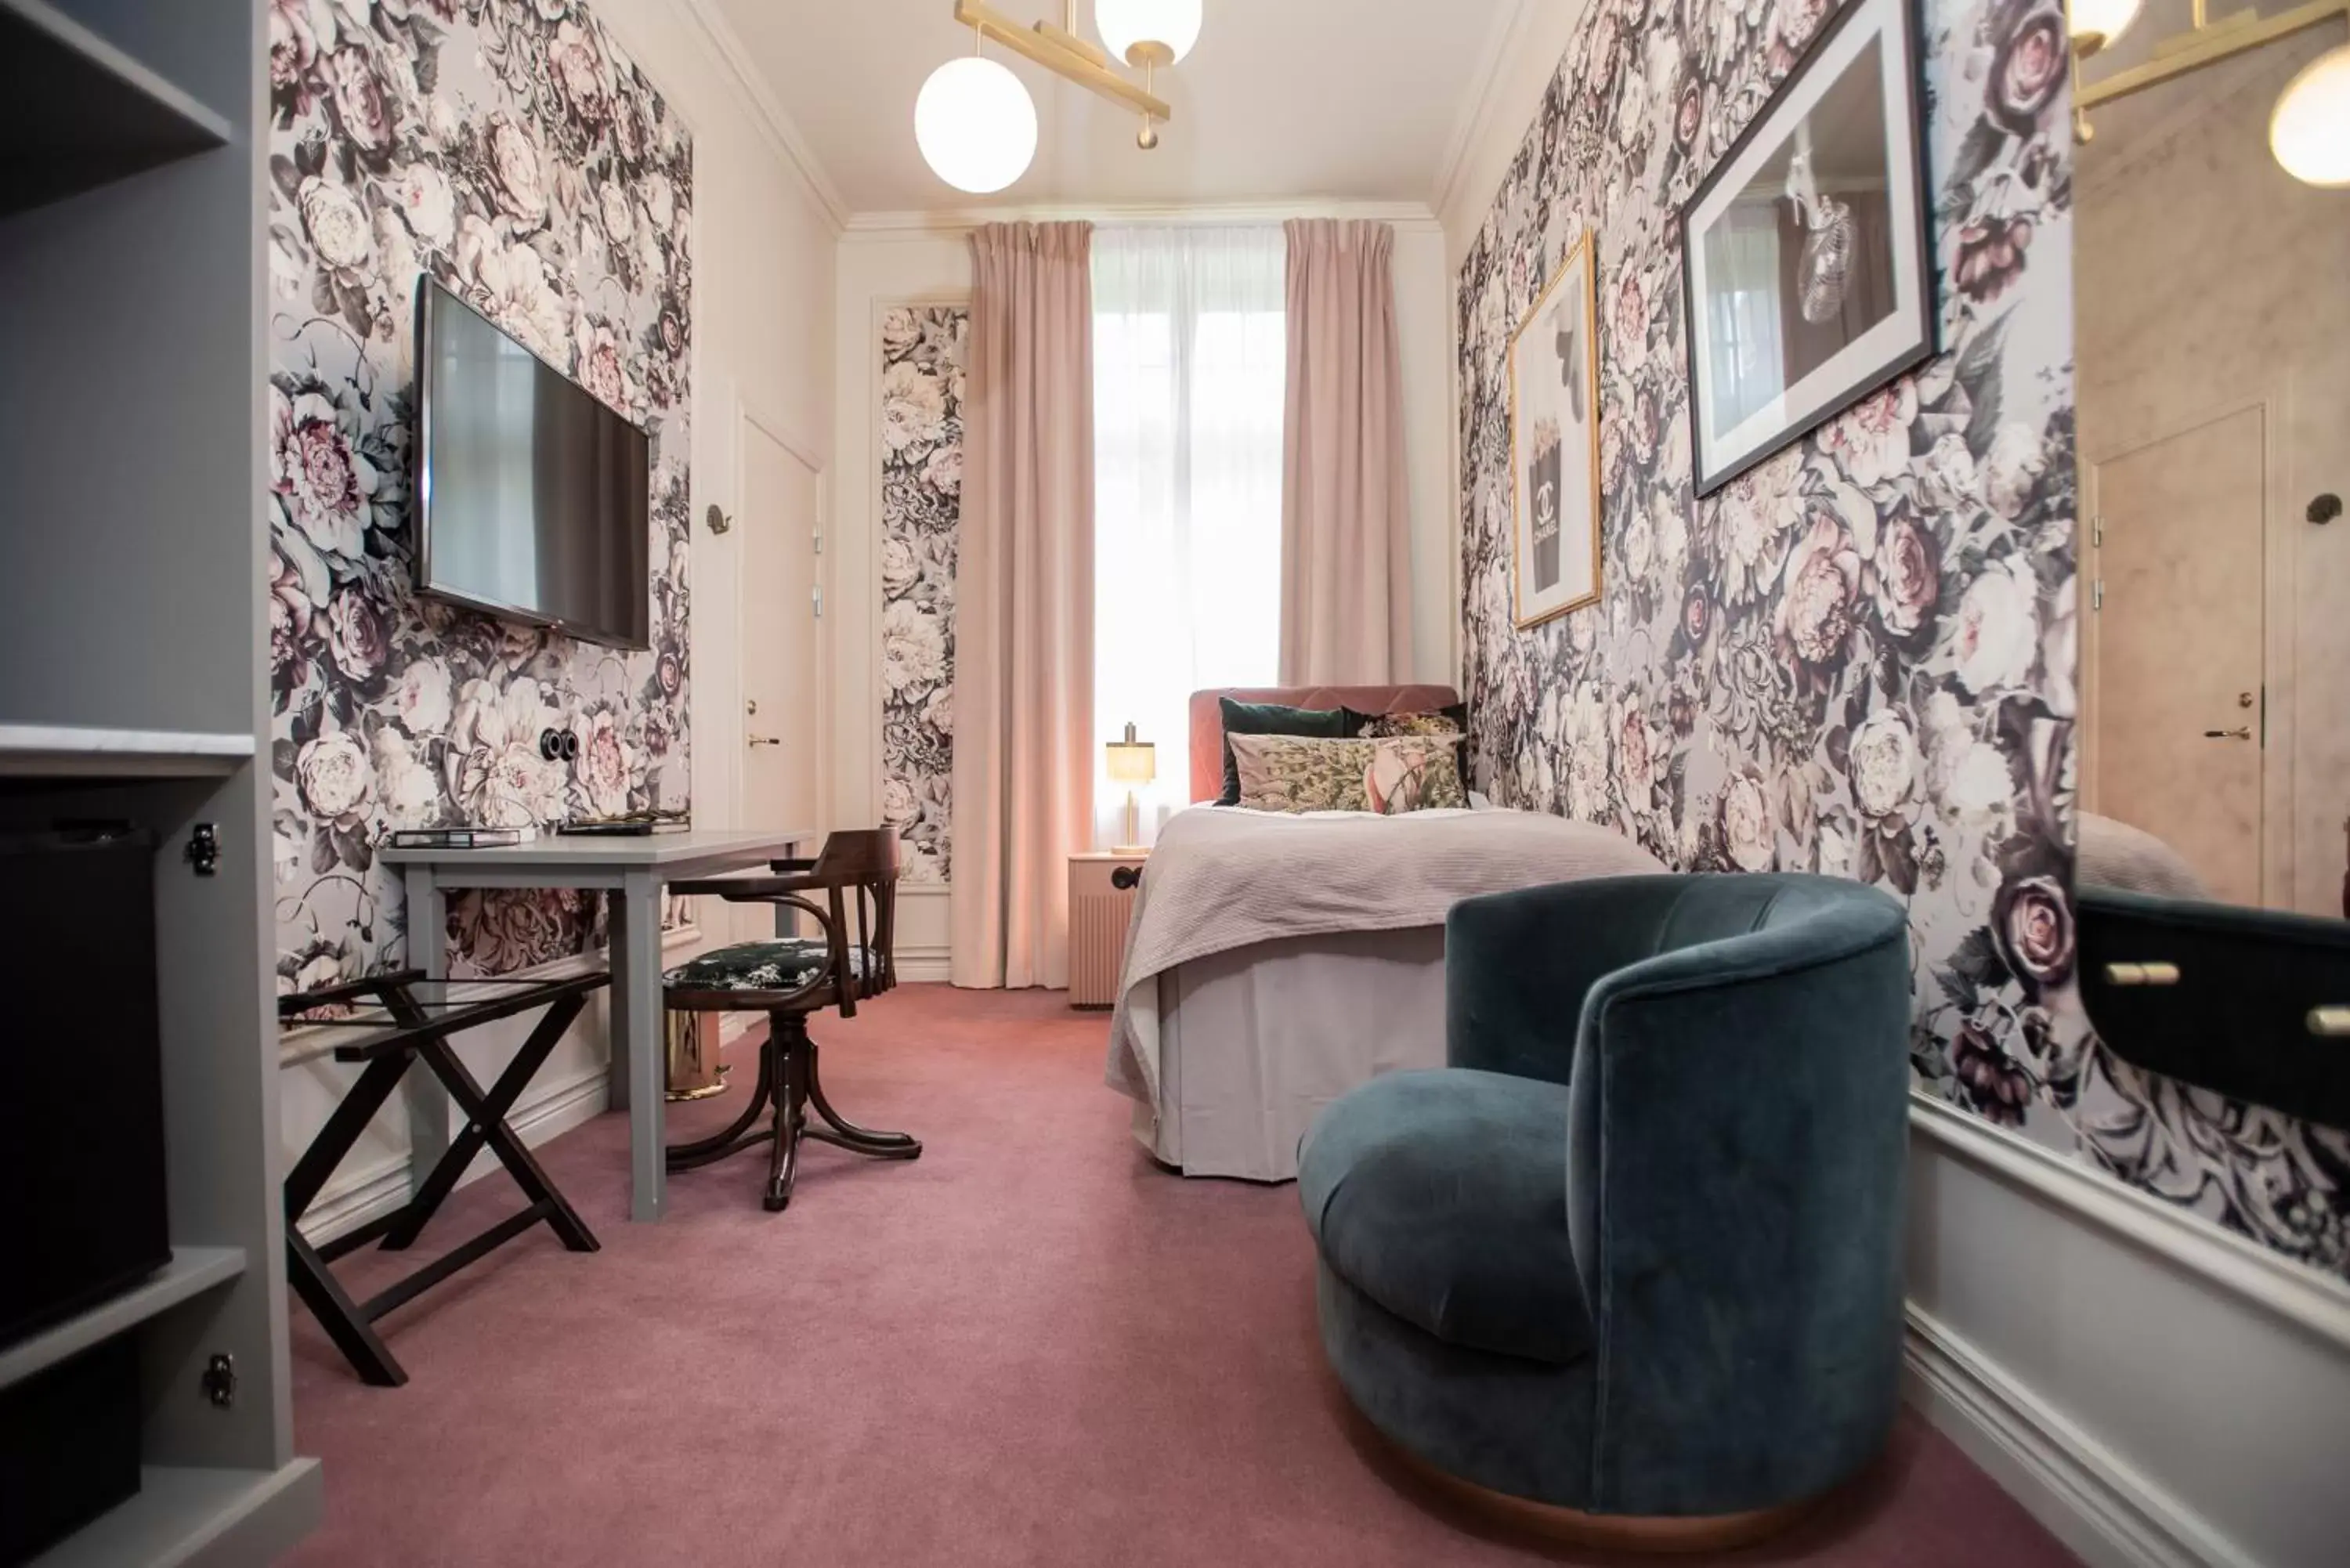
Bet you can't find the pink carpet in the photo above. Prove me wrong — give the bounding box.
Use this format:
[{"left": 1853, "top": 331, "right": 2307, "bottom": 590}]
[{"left": 285, "top": 985, "right": 2077, "bottom": 1567}]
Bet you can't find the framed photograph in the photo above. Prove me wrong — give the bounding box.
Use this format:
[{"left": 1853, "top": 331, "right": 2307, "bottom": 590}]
[
  {"left": 1509, "top": 230, "right": 1603, "bottom": 628},
  {"left": 1680, "top": 0, "right": 1934, "bottom": 497}
]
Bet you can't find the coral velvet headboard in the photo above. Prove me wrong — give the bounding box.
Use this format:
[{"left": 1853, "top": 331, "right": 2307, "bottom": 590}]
[{"left": 1188, "top": 686, "right": 1463, "bottom": 804}]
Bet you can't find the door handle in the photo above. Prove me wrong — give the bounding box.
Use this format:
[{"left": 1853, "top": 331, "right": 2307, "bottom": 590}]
[
  {"left": 2203, "top": 728, "right": 2254, "bottom": 741},
  {"left": 749, "top": 735, "right": 783, "bottom": 748}
]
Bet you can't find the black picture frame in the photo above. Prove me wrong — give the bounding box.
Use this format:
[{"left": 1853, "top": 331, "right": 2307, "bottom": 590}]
[{"left": 1679, "top": 0, "right": 1938, "bottom": 498}]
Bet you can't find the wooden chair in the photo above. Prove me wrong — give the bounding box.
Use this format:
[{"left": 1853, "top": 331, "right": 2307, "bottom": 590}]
[{"left": 663, "top": 829, "right": 921, "bottom": 1212}]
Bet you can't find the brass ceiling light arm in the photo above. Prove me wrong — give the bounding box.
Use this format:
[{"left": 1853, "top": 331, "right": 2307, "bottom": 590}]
[
  {"left": 950, "top": 0, "right": 1174, "bottom": 127},
  {"left": 2077, "top": 0, "right": 2349, "bottom": 119}
]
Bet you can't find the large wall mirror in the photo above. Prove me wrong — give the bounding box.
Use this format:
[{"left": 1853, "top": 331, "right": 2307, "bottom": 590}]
[{"left": 2072, "top": 1, "right": 2350, "bottom": 1126}]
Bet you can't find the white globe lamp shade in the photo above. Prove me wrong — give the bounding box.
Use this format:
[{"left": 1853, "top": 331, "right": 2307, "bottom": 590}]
[
  {"left": 1097, "top": 0, "right": 1202, "bottom": 66},
  {"left": 2271, "top": 45, "right": 2350, "bottom": 189},
  {"left": 916, "top": 56, "right": 1038, "bottom": 195},
  {"left": 2066, "top": 0, "right": 2141, "bottom": 53}
]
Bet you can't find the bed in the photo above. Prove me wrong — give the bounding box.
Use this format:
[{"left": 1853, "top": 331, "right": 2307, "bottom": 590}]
[{"left": 1104, "top": 686, "right": 1666, "bottom": 1182}]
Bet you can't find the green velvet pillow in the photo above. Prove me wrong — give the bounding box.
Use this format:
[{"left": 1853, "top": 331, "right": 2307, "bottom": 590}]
[{"left": 1217, "top": 699, "right": 1356, "bottom": 806}]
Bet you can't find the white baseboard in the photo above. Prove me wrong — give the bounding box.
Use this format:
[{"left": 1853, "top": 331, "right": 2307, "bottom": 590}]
[
  {"left": 896, "top": 882, "right": 951, "bottom": 982},
  {"left": 1900, "top": 1091, "right": 2350, "bottom": 1568},
  {"left": 1902, "top": 1304, "right": 2254, "bottom": 1568},
  {"left": 296, "top": 1063, "right": 611, "bottom": 1245}
]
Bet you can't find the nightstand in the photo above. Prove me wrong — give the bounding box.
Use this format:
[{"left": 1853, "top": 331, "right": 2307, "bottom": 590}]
[{"left": 1069, "top": 851, "right": 1148, "bottom": 1010}]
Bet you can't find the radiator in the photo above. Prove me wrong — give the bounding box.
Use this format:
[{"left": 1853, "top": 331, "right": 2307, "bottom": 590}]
[{"left": 1068, "top": 854, "right": 1147, "bottom": 1010}]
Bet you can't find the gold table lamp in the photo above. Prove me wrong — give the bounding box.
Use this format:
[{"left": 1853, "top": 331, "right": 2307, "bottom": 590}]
[{"left": 1105, "top": 721, "right": 1156, "bottom": 854}]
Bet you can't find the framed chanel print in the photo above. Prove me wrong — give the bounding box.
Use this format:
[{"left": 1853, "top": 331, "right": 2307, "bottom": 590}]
[
  {"left": 1509, "top": 230, "right": 1603, "bottom": 628},
  {"left": 1680, "top": 0, "right": 1935, "bottom": 497}
]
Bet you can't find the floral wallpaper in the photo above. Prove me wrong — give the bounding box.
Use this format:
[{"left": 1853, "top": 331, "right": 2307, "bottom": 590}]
[
  {"left": 1456, "top": 0, "right": 2348, "bottom": 1279},
  {"left": 877, "top": 305, "right": 967, "bottom": 883},
  {"left": 266, "top": 0, "right": 692, "bottom": 988}
]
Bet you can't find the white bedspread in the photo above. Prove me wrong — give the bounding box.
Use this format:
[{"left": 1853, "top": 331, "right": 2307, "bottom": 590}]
[{"left": 1104, "top": 806, "right": 1665, "bottom": 1109}]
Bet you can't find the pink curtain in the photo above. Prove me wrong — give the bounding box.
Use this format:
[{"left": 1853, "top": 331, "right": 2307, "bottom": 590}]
[
  {"left": 950, "top": 222, "right": 1096, "bottom": 990},
  {"left": 1278, "top": 219, "right": 1415, "bottom": 685}
]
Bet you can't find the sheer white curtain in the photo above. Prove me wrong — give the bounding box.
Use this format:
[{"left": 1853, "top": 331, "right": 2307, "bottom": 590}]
[
  {"left": 1704, "top": 201, "right": 1786, "bottom": 433},
  {"left": 1092, "top": 226, "right": 1286, "bottom": 841}
]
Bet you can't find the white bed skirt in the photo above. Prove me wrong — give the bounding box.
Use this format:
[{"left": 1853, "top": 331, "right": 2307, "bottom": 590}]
[{"left": 1133, "top": 927, "right": 1449, "bottom": 1182}]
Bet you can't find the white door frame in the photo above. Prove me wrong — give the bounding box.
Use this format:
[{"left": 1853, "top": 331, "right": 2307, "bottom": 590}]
[{"left": 732, "top": 394, "right": 833, "bottom": 843}]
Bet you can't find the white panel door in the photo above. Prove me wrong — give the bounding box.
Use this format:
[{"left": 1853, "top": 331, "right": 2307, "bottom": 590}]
[
  {"left": 2089, "top": 406, "right": 2266, "bottom": 905},
  {"left": 739, "top": 417, "right": 823, "bottom": 854}
]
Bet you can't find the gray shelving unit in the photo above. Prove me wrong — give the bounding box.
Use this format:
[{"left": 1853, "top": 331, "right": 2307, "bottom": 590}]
[{"left": 0, "top": 1, "right": 321, "bottom": 1563}]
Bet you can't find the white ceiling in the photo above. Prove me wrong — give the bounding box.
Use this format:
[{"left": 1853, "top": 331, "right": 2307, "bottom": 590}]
[{"left": 707, "top": 0, "right": 1523, "bottom": 218}]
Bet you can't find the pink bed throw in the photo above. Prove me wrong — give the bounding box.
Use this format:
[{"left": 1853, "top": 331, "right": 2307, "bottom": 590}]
[{"left": 1105, "top": 806, "right": 1665, "bottom": 1107}]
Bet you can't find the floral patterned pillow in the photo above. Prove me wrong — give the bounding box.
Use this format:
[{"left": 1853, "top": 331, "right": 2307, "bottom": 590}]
[
  {"left": 1348, "top": 703, "right": 1470, "bottom": 740},
  {"left": 1227, "top": 734, "right": 1467, "bottom": 816},
  {"left": 1362, "top": 737, "right": 1469, "bottom": 815},
  {"left": 1347, "top": 705, "right": 1472, "bottom": 793}
]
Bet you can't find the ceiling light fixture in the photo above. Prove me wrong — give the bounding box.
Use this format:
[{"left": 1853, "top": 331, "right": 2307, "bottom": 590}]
[
  {"left": 2066, "top": 0, "right": 2144, "bottom": 56},
  {"left": 916, "top": 1, "right": 1192, "bottom": 190},
  {"left": 916, "top": 33, "right": 1040, "bottom": 194},
  {"left": 2272, "top": 42, "right": 2350, "bottom": 186},
  {"left": 2072, "top": 0, "right": 2350, "bottom": 187},
  {"left": 1096, "top": 0, "right": 1202, "bottom": 67}
]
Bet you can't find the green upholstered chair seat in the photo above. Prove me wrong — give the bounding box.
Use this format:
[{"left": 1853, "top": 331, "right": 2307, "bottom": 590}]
[
  {"left": 664, "top": 938, "right": 870, "bottom": 995},
  {"left": 1300, "top": 1069, "right": 1589, "bottom": 1366}
]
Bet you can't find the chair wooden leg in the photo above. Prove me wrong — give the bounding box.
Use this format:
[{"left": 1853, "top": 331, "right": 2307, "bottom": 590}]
[
  {"left": 666, "top": 1012, "right": 919, "bottom": 1212},
  {"left": 765, "top": 1027, "right": 808, "bottom": 1213},
  {"left": 803, "top": 1041, "right": 922, "bottom": 1158}
]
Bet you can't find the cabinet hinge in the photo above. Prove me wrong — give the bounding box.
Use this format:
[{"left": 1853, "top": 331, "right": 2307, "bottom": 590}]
[
  {"left": 203, "top": 1353, "right": 237, "bottom": 1408},
  {"left": 2092, "top": 579, "right": 2105, "bottom": 612},
  {"left": 812, "top": 584, "right": 824, "bottom": 619}
]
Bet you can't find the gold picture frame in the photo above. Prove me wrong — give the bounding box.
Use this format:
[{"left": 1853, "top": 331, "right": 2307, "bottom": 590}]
[{"left": 1508, "top": 230, "right": 1604, "bottom": 630}]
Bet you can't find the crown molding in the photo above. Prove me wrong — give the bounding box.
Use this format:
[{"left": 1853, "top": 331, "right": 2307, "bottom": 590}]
[
  {"left": 1433, "top": 0, "right": 1591, "bottom": 251},
  {"left": 664, "top": 0, "right": 850, "bottom": 232},
  {"left": 1430, "top": 0, "right": 1538, "bottom": 222},
  {"left": 842, "top": 199, "right": 1443, "bottom": 237}
]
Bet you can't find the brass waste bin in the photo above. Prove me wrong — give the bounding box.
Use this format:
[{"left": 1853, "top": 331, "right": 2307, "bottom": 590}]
[{"left": 666, "top": 1011, "right": 729, "bottom": 1101}]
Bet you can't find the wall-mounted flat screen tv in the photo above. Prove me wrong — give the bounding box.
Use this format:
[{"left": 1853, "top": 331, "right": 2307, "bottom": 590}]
[{"left": 414, "top": 277, "right": 651, "bottom": 650}]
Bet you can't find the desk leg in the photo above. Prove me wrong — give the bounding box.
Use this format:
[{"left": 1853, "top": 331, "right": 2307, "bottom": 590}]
[
  {"left": 609, "top": 869, "right": 667, "bottom": 1222},
  {"left": 402, "top": 867, "right": 451, "bottom": 1199}
]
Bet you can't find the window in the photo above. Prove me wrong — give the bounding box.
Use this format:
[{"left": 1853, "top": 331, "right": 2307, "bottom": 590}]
[
  {"left": 1701, "top": 202, "right": 1786, "bottom": 432},
  {"left": 1092, "top": 226, "right": 1286, "bottom": 840}
]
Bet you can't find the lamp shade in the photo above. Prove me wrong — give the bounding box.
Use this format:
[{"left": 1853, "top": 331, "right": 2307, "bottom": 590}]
[
  {"left": 1097, "top": 0, "right": 1202, "bottom": 66},
  {"left": 1106, "top": 722, "right": 1157, "bottom": 786},
  {"left": 2272, "top": 44, "right": 2350, "bottom": 189},
  {"left": 2066, "top": 0, "right": 2142, "bottom": 52},
  {"left": 915, "top": 56, "right": 1037, "bottom": 195}
]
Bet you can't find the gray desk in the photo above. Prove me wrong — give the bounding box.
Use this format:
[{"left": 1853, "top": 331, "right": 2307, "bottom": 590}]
[{"left": 383, "top": 828, "right": 815, "bottom": 1222}]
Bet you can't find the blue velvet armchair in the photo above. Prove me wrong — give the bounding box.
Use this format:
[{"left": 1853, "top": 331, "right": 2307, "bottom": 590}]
[{"left": 1299, "top": 874, "right": 1914, "bottom": 1533}]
